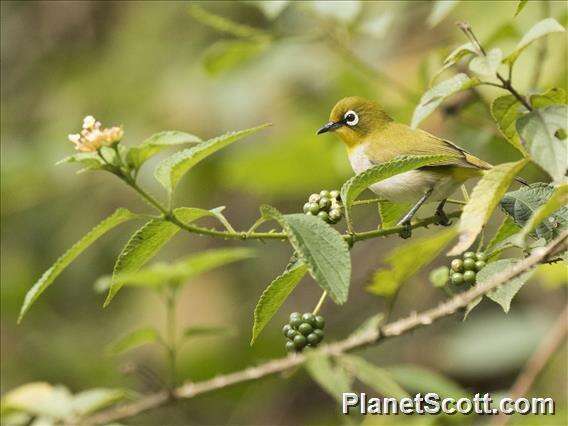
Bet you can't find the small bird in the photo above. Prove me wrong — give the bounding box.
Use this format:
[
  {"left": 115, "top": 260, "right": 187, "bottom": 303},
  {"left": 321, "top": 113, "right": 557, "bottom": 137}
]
[{"left": 317, "top": 96, "right": 520, "bottom": 238}]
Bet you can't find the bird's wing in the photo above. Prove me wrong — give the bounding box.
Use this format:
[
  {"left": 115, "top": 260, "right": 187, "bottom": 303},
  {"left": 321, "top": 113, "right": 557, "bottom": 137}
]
[{"left": 364, "top": 122, "right": 492, "bottom": 170}]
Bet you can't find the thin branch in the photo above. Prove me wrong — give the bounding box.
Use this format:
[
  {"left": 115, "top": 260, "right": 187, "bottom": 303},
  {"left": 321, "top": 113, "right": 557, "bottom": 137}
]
[
  {"left": 491, "top": 304, "right": 568, "bottom": 426},
  {"left": 83, "top": 231, "right": 567, "bottom": 426}
]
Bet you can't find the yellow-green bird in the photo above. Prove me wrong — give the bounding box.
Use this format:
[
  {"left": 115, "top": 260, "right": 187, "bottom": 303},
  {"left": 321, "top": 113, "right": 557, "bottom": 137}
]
[{"left": 317, "top": 96, "right": 521, "bottom": 238}]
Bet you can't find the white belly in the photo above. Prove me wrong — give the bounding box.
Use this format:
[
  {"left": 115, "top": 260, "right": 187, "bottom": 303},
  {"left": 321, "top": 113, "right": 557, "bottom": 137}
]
[{"left": 348, "top": 145, "right": 460, "bottom": 203}]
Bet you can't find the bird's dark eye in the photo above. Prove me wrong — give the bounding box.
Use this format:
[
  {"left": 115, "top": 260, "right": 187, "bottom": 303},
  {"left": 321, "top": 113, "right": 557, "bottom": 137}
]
[{"left": 344, "top": 110, "right": 359, "bottom": 126}]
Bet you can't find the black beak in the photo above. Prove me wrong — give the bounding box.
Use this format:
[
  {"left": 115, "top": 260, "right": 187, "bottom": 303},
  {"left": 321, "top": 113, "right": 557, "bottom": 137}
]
[{"left": 317, "top": 121, "right": 343, "bottom": 135}]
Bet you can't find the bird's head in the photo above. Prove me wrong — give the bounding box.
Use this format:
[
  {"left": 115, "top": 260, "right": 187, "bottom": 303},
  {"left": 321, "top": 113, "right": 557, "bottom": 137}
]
[{"left": 317, "top": 96, "right": 392, "bottom": 147}]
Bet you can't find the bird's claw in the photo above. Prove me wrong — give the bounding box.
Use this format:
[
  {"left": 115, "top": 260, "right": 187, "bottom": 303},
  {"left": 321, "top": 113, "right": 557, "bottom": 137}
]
[
  {"left": 435, "top": 211, "right": 452, "bottom": 227},
  {"left": 398, "top": 222, "right": 412, "bottom": 239}
]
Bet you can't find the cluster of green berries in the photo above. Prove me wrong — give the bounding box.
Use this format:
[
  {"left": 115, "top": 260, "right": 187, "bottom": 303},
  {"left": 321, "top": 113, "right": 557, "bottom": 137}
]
[
  {"left": 449, "top": 251, "right": 487, "bottom": 285},
  {"left": 283, "top": 312, "right": 325, "bottom": 352},
  {"left": 303, "top": 190, "right": 343, "bottom": 224}
]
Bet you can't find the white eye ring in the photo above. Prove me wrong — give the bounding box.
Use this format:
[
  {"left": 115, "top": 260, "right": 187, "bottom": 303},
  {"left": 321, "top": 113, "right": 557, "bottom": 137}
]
[{"left": 344, "top": 110, "right": 359, "bottom": 126}]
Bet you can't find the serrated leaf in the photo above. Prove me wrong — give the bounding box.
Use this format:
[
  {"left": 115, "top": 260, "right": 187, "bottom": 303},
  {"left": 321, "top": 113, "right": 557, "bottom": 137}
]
[
  {"left": 490, "top": 95, "right": 529, "bottom": 156},
  {"left": 305, "top": 353, "right": 352, "bottom": 402},
  {"left": 507, "top": 184, "right": 568, "bottom": 246},
  {"left": 18, "top": 208, "right": 138, "bottom": 323},
  {"left": 387, "top": 365, "right": 467, "bottom": 399},
  {"left": 126, "top": 131, "right": 201, "bottom": 170},
  {"left": 429, "top": 266, "right": 450, "bottom": 288},
  {"left": 427, "top": 0, "right": 459, "bottom": 28},
  {"left": 72, "top": 388, "right": 129, "bottom": 416},
  {"left": 486, "top": 216, "right": 522, "bottom": 255},
  {"left": 468, "top": 48, "right": 503, "bottom": 77},
  {"left": 107, "top": 327, "right": 160, "bottom": 355},
  {"left": 411, "top": 73, "right": 479, "bottom": 129},
  {"left": 378, "top": 200, "right": 412, "bottom": 229},
  {"left": 368, "top": 227, "right": 457, "bottom": 297},
  {"left": 478, "top": 259, "right": 535, "bottom": 312},
  {"left": 250, "top": 262, "right": 308, "bottom": 345},
  {"left": 339, "top": 355, "right": 408, "bottom": 398},
  {"left": 183, "top": 325, "right": 233, "bottom": 340},
  {"left": 448, "top": 160, "right": 527, "bottom": 255},
  {"left": 530, "top": 88, "right": 567, "bottom": 108},
  {"left": 261, "top": 206, "right": 351, "bottom": 304},
  {"left": 504, "top": 18, "right": 565, "bottom": 65},
  {"left": 155, "top": 124, "right": 270, "bottom": 193},
  {"left": 341, "top": 155, "right": 453, "bottom": 228},
  {"left": 514, "top": 0, "right": 528, "bottom": 17},
  {"left": 203, "top": 40, "right": 268, "bottom": 76},
  {"left": 516, "top": 105, "right": 568, "bottom": 182},
  {"left": 111, "top": 247, "right": 254, "bottom": 289}
]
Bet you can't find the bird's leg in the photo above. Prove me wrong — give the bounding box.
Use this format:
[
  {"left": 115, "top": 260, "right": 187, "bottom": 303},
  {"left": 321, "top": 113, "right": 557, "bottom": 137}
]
[
  {"left": 397, "top": 189, "right": 433, "bottom": 239},
  {"left": 435, "top": 199, "right": 452, "bottom": 226}
]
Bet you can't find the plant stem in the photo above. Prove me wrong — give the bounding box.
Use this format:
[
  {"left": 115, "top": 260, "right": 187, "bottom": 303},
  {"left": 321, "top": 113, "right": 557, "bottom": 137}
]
[
  {"left": 312, "top": 291, "right": 327, "bottom": 315},
  {"left": 165, "top": 285, "right": 179, "bottom": 389}
]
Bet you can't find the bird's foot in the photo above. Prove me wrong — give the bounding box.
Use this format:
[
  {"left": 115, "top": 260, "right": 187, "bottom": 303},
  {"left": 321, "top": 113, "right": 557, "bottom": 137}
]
[
  {"left": 397, "top": 221, "right": 412, "bottom": 239},
  {"left": 435, "top": 210, "right": 452, "bottom": 227}
]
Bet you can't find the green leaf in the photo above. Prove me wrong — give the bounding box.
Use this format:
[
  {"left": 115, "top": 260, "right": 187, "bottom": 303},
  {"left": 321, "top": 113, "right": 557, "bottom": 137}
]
[
  {"left": 18, "top": 208, "right": 137, "bottom": 323},
  {"left": 107, "top": 327, "right": 160, "bottom": 355},
  {"left": 530, "top": 88, "right": 567, "bottom": 108},
  {"left": 340, "top": 155, "right": 453, "bottom": 228},
  {"left": 448, "top": 160, "right": 527, "bottom": 255},
  {"left": 490, "top": 95, "right": 529, "bottom": 156},
  {"left": 516, "top": 105, "right": 568, "bottom": 182},
  {"left": 155, "top": 123, "right": 270, "bottom": 193},
  {"left": 411, "top": 73, "right": 480, "bottom": 128},
  {"left": 478, "top": 259, "right": 535, "bottom": 312},
  {"left": 468, "top": 48, "right": 503, "bottom": 77},
  {"left": 305, "top": 353, "right": 352, "bottom": 402},
  {"left": 105, "top": 219, "right": 180, "bottom": 306},
  {"left": 427, "top": 0, "right": 459, "bottom": 27},
  {"left": 112, "top": 247, "right": 255, "bottom": 289},
  {"left": 429, "top": 266, "right": 450, "bottom": 288},
  {"left": 56, "top": 152, "right": 105, "bottom": 173},
  {"left": 430, "top": 43, "right": 478, "bottom": 85},
  {"left": 368, "top": 227, "right": 457, "bottom": 297},
  {"left": 72, "top": 388, "right": 129, "bottom": 416},
  {"left": 203, "top": 40, "right": 268, "bottom": 76},
  {"left": 126, "top": 131, "right": 201, "bottom": 171},
  {"left": 183, "top": 325, "right": 233, "bottom": 340},
  {"left": 250, "top": 262, "right": 308, "bottom": 345},
  {"left": 387, "top": 365, "right": 467, "bottom": 399},
  {"left": 378, "top": 200, "right": 412, "bottom": 229},
  {"left": 514, "top": 0, "right": 528, "bottom": 17},
  {"left": 339, "top": 355, "right": 408, "bottom": 398},
  {"left": 486, "top": 216, "right": 522, "bottom": 255},
  {"left": 463, "top": 296, "right": 483, "bottom": 320},
  {"left": 504, "top": 18, "right": 565, "bottom": 65},
  {"left": 261, "top": 206, "right": 351, "bottom": 304}
]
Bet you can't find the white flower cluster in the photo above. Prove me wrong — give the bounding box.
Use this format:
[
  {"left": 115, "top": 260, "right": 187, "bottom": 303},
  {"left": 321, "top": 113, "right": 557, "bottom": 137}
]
[{"left": 68, "top": 115, "right": 123, "bottom": 152}]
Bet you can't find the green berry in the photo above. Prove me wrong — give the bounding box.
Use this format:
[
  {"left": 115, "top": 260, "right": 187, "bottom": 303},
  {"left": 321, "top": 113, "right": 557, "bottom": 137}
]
[
  {"left": 290, "top": 316, "right": 302, "bottom": 329},
  {"left": 298, "top": 322, "right": 313, "bottom": 336},
  {"left": 303, "top": 203, "right": 311, "bottom": 214},
  {"left": 319, "top": 190, "right": 330, "bottom": 198},
  {"left": 450, "top": 259, "right": 464, "bottom": 273},
  {"left": 286, "top": 329, "right": 299, "bottom": 340},
  {"left": 293, "top": 334, "right": 307, "bottom": 350},
  {"left": 475, "top": 252, "right": 487, "bottom": 262},
  {"left": 313, "top": 329, "right": 324, "bottom": 341},
  {"left": 319, "top": 197, "right": 331, "bottom": 209},
  {"left": 308, "top": 203, "right": 320, "bottom": 214},
  {"left": 329, "top": 209, "right": 342, "bottom": 222},
  {"left": 308, "top": 193, "right": 320, "bottom": 203},
  {"left": 282, "top": 324, "right": 291, "bottom": 337},
  {"left": 314, "top": 315, "right": 325, "bottom": 329},
  {"left": 463, "top": 251, "right": 476, "bottom": 259},
  {"left": 463, "top": 270, "right": 476, "bottom": 284},
  {"left": 475, "top": 260, "right": 486, "bottom": 271},
  {"left": 285, "top": 341, "right": 295, "bottom": 352},
  {"left": 451, "top": 272, "right": 464, "bottom": 285},
  {"left": 330, "top": 190, "right": 340, "bottom": 200},
  {"left": 307, "top": 333, "right": 320, "bottom": 346},
  {"left": 463, "top": 258, "right": 476, "bottom": 271},
  {"left": 301, "top": 313, "right": 315, "bottom": 325},
  {"left": 289, "top": 312, "right": 301, "bottom": 321},
  {"left": 317, "top": 211, "right": 329, "bottom": 222}
]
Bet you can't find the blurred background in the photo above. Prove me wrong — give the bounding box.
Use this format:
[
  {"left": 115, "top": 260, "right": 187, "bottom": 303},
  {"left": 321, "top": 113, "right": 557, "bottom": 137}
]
[{"left": 1, "top": 1, "right": 566, "bottom": 425}]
